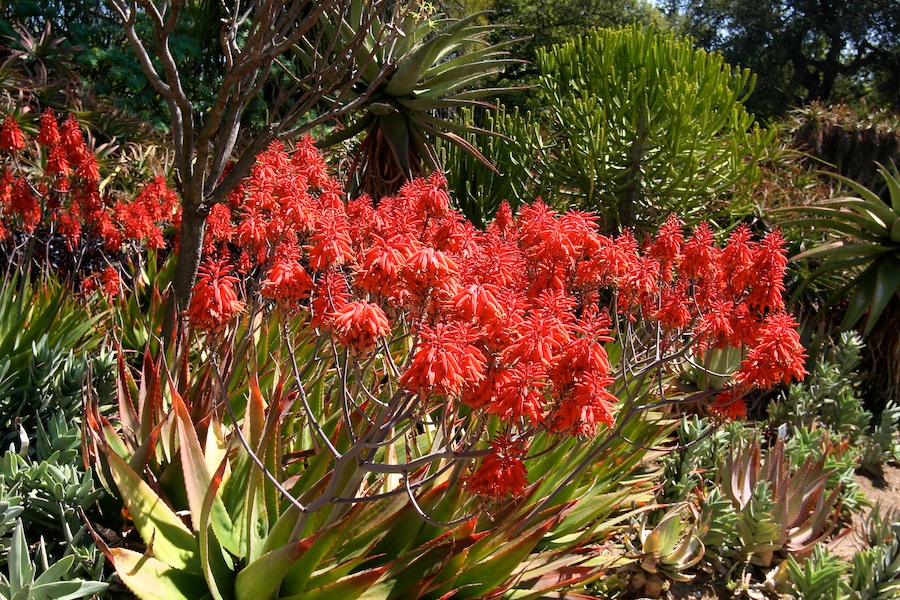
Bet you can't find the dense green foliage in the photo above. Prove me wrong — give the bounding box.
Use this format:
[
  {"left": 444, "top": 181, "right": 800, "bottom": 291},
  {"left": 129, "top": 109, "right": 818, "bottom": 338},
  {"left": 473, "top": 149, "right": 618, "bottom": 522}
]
[
  {"left": 1, "top": 0, "right": 225, "bottom": 126},
  {"left": 528, "top": 26, "right": 772, "bottom": 231},
  {"left": 665, "top": 0, "right": 900, "bottom": 122}
]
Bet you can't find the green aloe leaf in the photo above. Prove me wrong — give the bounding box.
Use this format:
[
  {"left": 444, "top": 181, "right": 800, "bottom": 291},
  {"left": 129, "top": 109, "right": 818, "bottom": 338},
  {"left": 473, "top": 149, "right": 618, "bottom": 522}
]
[
  {"left": 452, "top": 517, "right": 558, "bottom": 599},
  {"left": 106, "top": 450, "right": 202, "bottom": 573},
  {"left": 199, "top": 459, "right": 235, "bottom": 600},
  {"left": 841, "top": 264, "right": 880, "bottom": 331},
  {"left": 860, "top": 257, "right": 900, "bottom": 335},
  {"left": 279, "top": 567, "right": 389, "bottom": 600},
  {"left": 172, "top": 387, "right": 239, "bottom": 556},
  {"left": 234, "top": 539, "right": 315, "bottom": 600},
  {"left": 109, "top": 549, "right": 209, "bottom": 600},
  {"left": 792, "top": 240, "right": 890, "bottom": 263}
]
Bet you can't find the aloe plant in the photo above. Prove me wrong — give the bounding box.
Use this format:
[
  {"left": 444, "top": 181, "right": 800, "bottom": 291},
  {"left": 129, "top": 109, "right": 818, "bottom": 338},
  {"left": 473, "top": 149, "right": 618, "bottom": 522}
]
[
  {"left": 722, "top": 437, "right": 842, "bottom": 567},
  {"left": 310, "top": 3, "right": 521, "bottom": 199},
  {"left": 626, "top": 505, "right": 705, "bottom": 584},
  {"left": 781, "top": 163, "right": 900, "bottom": 335},
  {"left": 0, "top": 277, "right": 105, "bottom": 448},
  {"left": 784, "top": 544, "right": 850, "bottom": 600},
  {"left": 85, "top": 331, "right": 675, "bottom": 600},
  {"left": 850, "top": 505, "right": 900, "bottom": 600}
]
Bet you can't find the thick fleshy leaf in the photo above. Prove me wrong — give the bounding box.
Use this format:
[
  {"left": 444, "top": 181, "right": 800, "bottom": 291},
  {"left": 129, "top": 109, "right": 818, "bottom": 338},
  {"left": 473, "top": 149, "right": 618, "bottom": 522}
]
[
  {"left": 279, "top": 566, "right": 389, "bottom": 600},
  {"left": 234, "top": 533, "right": 326, "bottom": 600},
  {"left": 451, "top": 517, "right": 559, "bottom": 599},
  {"left": 109, "top": 549, "right": 208, "bottom": 600},
  {"left": 200, "top": 459, "right": 235, "bottom": 600},
  {"left": 860, "top": 257, "right": 900, "bottom": 335},
  {"left": 276, "top": 523, "right": 348, "bottom": 596},
  {"left": 105, "top": 450, "right": 201, "bottom": 573},
  {"left": 172, "top": 387, "right": 239, "bottom": 556},
  {"left": 841, "top": 264, "right": 880, "bottom": 331}
]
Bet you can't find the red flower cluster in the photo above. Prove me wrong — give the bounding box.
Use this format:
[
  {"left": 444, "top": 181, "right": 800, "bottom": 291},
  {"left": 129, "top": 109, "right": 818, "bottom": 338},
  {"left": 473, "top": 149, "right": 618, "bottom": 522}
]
[
  {"left": 0, "top": 110, "right": 178, "bottom": 262},
  {"left": 195, "top": 141, "right": 806, "bottom": 499},
  {"left": 185, "top": 257, "right": 245, "bottom": 332}
]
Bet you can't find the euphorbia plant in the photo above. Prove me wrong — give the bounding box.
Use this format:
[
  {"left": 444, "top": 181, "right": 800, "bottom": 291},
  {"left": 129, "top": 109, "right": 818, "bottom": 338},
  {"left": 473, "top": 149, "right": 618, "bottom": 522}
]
[{"left": 89, "top": 138, "right": 807, "bottom": 598}]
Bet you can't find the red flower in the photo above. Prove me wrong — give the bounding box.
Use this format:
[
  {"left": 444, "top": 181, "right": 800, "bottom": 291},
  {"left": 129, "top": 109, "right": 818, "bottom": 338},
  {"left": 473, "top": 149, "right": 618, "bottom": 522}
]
[
  {"left": 744, "top": 229, "right": 788, "bottom": 311},
  {"left": 649, "top": 214, "right": 684, "bottom": 265},
  {"left": 710, "top": 389, "right": 747, "bottom": 421},
  {"left": 185, "top": 257, "right": 245, "bottom": 332},
  {"left": 488, "top": 361, "right": 548, "bottom": 426},
  {"left": 401, "top": 321, "right": 486, "bottom": 397},
  {"left": 402, "top": 246, "right": 458, "bottom": 296},
  {"left": 355, "top": 233, "right": 415, "bottom": 297},
  {"left": 450, "top": 282, "right": 504, "bottom": 325},
  {"left": 10, "top": 178, "right": 40, "bottom": 232},
  {"left": 330, "top": 300, "right": 391, "bottom": 354},
  {"left": 678, "top": 222, "right": 719, "bottom": 280},
  {"left": 203, "top": 203, "right": 233, "bottom": 253},
  {"left": 467, "top": 436, "right": 528, "bottom": 500},
  {"left": 720, "top": 224, "right": 754, "bottom": 293},
  {"left": 306, "top": 211, "right": 353, "bottom": 271},
  {"left": 37, "top": 110, "right": 60, "bottom": 146},
  {"left": 57, "top": 209, "right": 83, "bottom": 250},
  {"left": 261, "top": 256, "right": 314, "bottom": 304},
  {"left": 0, "top": 115, "right": 25, "bottom": 152},
  {"left": 101, "top": 266, "right": 121, "bottom": 298},
  {"left": 549, "top": 371, "right": 617, "bottom": 435},
  {"left": 46, "top": 144, "right": 69, "bottom": 176},
  {"left": 311, "top": 269, "right": 349, "bottom": 328},
  {"left": 735, "top": 311, "right": 807, "bottom": 389}
]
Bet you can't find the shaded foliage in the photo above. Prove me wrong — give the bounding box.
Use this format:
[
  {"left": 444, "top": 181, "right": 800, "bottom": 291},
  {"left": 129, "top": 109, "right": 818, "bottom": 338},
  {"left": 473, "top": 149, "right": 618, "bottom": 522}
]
[{"left": 666, "top": 0, "right": 900, "bottom": 122}]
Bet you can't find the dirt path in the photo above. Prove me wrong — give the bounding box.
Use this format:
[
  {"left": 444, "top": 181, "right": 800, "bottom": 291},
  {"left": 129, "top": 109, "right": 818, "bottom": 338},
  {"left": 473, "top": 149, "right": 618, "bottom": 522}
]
[{"left": 830, "top": 463, "right": 900, "bottom": 560}]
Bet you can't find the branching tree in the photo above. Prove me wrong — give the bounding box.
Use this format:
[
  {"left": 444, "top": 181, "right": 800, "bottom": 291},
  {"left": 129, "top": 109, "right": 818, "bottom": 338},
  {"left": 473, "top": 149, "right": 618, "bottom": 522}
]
[{"left": 105, "top": 0, "right": 393, "bottom": 318}]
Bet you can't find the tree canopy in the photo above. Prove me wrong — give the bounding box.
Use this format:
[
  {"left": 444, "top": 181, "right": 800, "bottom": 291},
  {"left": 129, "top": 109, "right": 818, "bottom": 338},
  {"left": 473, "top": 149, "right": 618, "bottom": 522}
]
[{"left": 666, "top": 0, "right": 900, "bottom": 121}]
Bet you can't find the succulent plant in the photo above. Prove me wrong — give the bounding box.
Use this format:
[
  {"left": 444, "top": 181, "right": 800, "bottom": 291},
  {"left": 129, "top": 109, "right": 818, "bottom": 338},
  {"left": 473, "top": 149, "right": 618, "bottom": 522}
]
[
  {"left": 722, "top": 437, "right": 842, "bottom": 567},
  {"left": 85, "top": 337, "right": 675, "bottom": 600},
  {"left": 310, "top": 2, "right": 521, "bottom": 199},
  {"left": 781, "top": 163, "right": 900, "bottom": 336},
  {"left": 696, "top": 486, "right": 739, "bottom": 560},
  {"left": 626, "top": 505, "right": 705, "bottom": 584},
  {"left": 783, "top": 544, "right": 850, "bottom": 600},
  {"left": 849, "top": 537, "right": 900, "bottom": 600},
  {"left": 0, "top": 520, "right": 106, "bottom": 600}
]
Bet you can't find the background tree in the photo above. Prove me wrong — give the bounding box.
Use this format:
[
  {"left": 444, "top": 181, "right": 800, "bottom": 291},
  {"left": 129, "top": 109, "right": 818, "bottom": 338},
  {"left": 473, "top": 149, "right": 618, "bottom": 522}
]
[
  {"left": 665, "top": 0, "right": 900, "bottom": 122},
  {"left": 1, "top": 0, "right": 227, "bottom": 128},
  {"left": 104, "top": 0, "right": 393, "bottom": 318},
  {"left": 434, "top": 0, "right": 663, "bottom": 109}
]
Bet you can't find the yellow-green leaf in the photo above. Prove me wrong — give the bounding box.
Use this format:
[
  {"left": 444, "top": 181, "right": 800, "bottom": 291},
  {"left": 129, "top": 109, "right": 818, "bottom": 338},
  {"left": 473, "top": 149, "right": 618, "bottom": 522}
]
[{"left": 106, "top": 450, "right": 201, "bottom": 573}]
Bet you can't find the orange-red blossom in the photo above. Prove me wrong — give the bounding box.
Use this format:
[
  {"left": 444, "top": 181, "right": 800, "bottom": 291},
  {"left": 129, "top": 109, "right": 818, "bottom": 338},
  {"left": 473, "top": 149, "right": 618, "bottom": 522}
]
[{"left": 186, "top": 139, "right": 806, "bottom": 500}]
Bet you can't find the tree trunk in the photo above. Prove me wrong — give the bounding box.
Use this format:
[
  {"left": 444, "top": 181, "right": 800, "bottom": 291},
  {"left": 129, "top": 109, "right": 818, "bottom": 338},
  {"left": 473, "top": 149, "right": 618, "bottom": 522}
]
[{"left": 163, "top": 201, "right": 208, "bottom": 342}]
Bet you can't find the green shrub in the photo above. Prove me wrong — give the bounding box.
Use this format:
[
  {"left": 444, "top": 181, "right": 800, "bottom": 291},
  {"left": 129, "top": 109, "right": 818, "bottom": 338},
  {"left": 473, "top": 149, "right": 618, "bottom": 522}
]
[{"left": 526, "top": 25, "right": 773, "bottom": 231}]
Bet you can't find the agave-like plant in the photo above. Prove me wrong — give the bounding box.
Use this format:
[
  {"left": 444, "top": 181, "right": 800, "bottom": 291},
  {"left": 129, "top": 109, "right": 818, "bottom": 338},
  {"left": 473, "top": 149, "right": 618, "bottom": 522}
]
[
  {"left": 780, "top": 163, "right": 900, "bottom": 335},
  {"left": 84, "top": 328, "right": 674, "bottom": 600},
  {"left": 306, "top": 2, "right": 522, "bottom": 199},
  {"left": 722, "top": 437, "right": 842, "bottom": 567},
  {"left": 625, "top": 505, "right": 705, "bottom": 585}
]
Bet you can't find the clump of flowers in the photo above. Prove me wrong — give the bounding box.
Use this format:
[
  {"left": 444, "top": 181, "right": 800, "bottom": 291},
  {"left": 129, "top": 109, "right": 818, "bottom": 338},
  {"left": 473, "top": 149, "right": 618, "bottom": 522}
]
[
  {"left": 191, "top": 139, "right": 806, "bottom": 502},
  {"left": 0, "top": 109, "right": 178, "bottom": 283},
  {"left": 185, "top": 257, "right": 244, "bottom": 332}
]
